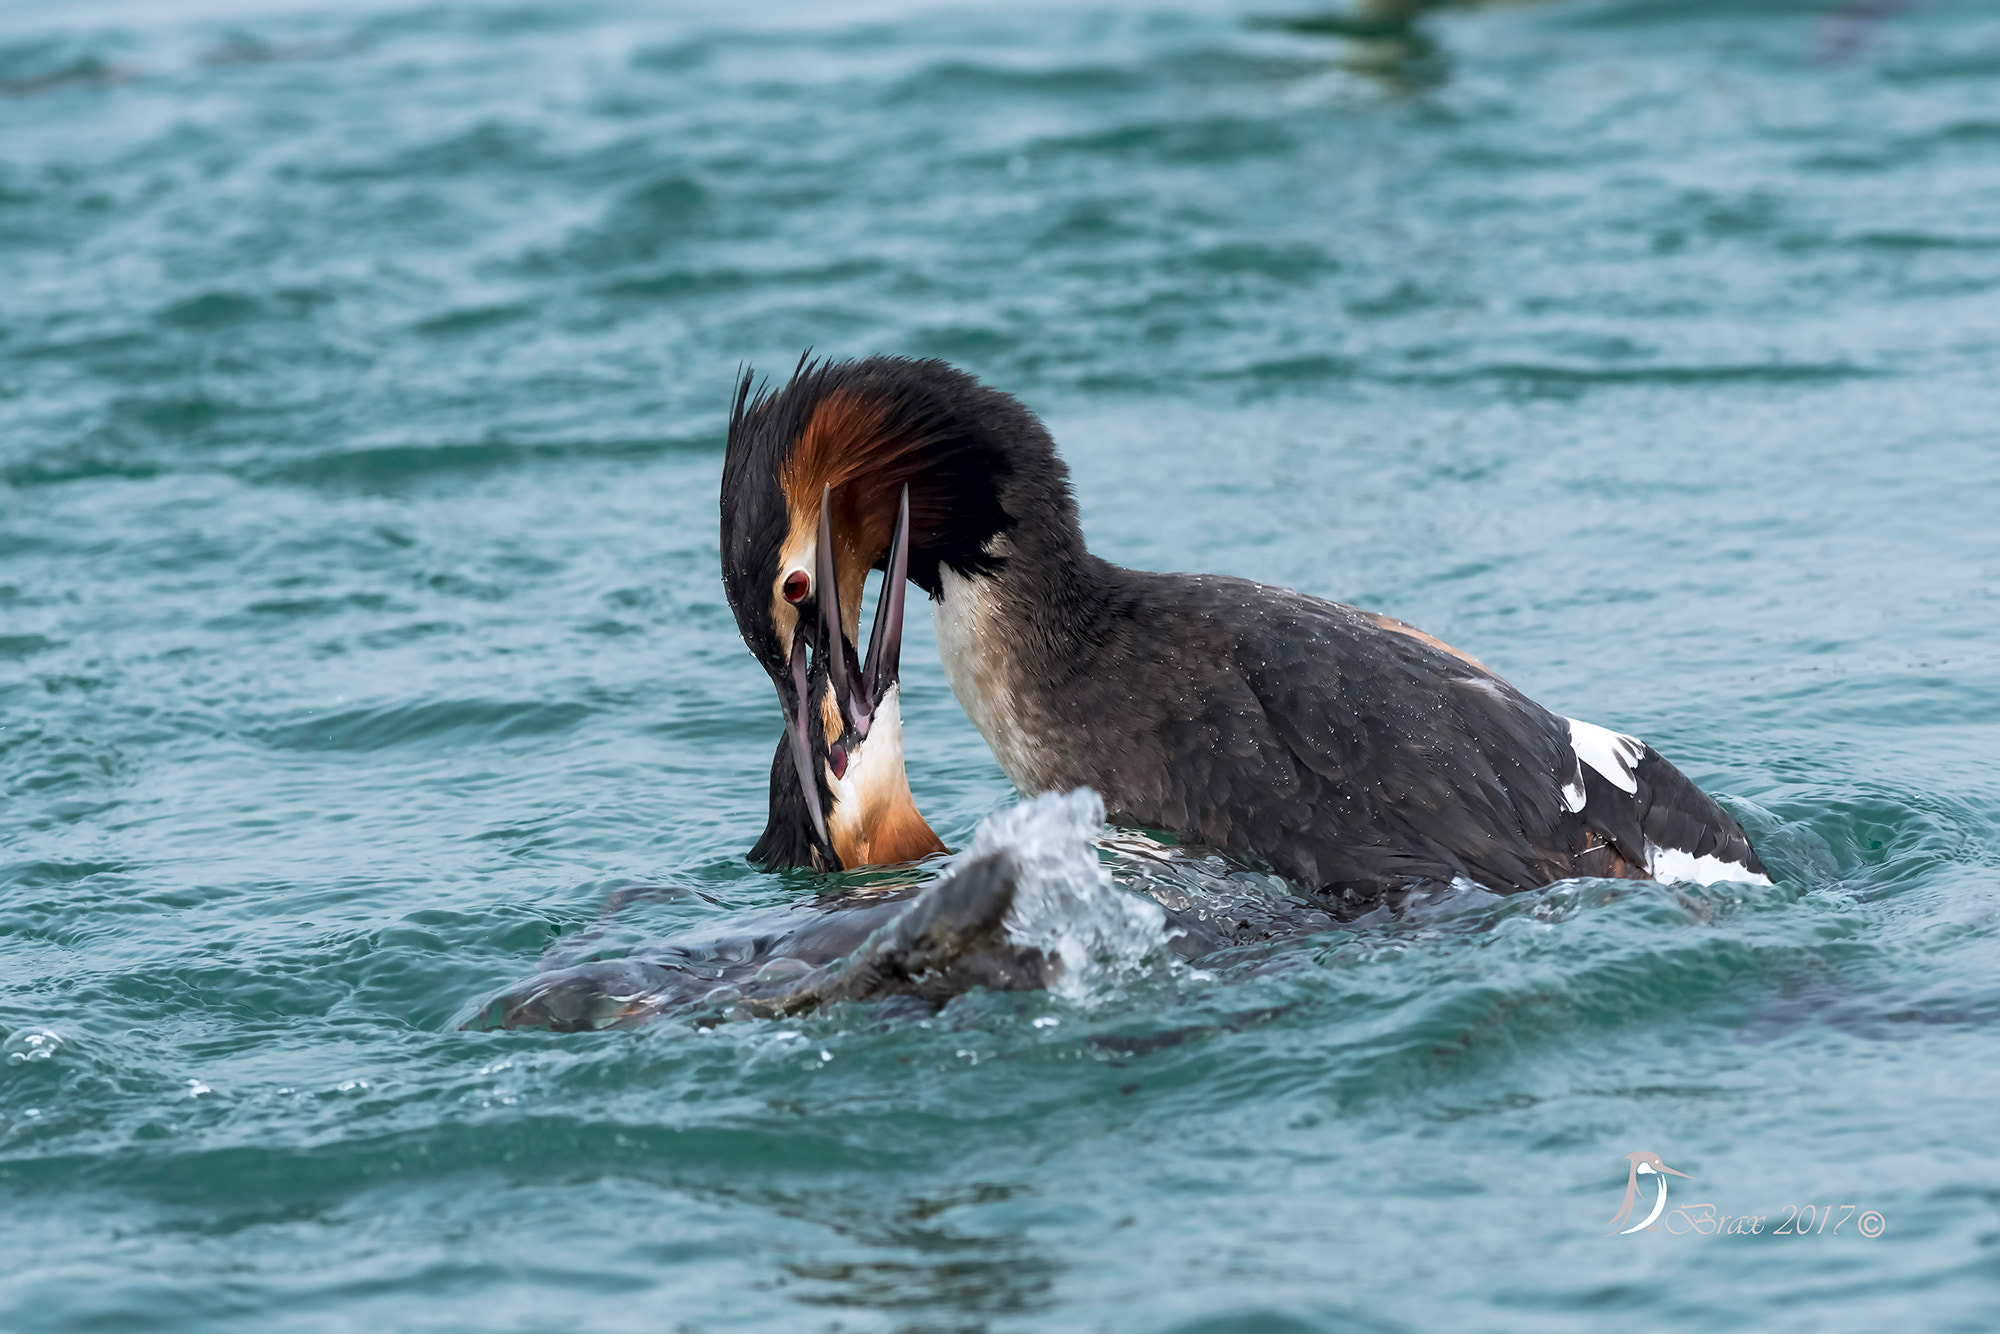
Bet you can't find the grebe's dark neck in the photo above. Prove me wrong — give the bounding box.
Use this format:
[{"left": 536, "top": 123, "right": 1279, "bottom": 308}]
[
  {"left": 897, "top": 364, "right": 1092, "bottom": 603},
  {"left": 882, "top": 374, "right": 1108, "bottom": 656}
]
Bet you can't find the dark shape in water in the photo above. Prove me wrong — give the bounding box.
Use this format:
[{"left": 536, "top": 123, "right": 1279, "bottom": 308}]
[
  {"left": 1251, "top": 1, "right": 1437, "bottom": 43},
  {"left": 467, "top": 849, "right": 1055, "bottom": 1032},
  {"left": 0, "top": 57, "right": 138, "bottom": 98},
  {"left": 1820, "top": 0, "right": 1917, "bottom": 64},
  {"left": 198, "top": 31, "right": 365, "bottom": 68},
  {"left": 1248, "top": 1, "right": 1451, "bottom": 82}
]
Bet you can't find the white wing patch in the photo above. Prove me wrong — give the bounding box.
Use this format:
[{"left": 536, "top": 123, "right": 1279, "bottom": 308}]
[
  {"left": 1562, "top": 717, "right": 1644, "bottom": 812},
  {"left": 1646, "top": 843, "right": 1773, "bottom": 887},
  {"left": 1560, "top": 775, "right": 1586, "bottom": 813},
  {"left": 1563, "top": 717, "right": 1773, "bottom": 886}
]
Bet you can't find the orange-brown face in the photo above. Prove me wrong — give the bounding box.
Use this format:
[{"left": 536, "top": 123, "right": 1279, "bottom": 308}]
[
  {"left": 721, "top": 356, "right": 1021, "bottom": 695},
  {"left": 764, "top": 389, "right": 926, "bottom": 670}
]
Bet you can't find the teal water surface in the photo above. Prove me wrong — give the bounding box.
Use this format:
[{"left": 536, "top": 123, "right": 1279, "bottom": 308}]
[{"left": 5, "top": 1, "right": 2000, "bottom": 1330}]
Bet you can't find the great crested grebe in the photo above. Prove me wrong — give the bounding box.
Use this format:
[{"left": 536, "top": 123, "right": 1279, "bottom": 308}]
[{"left": 720, "top": 355, "right": 1768, "bottom": 905}]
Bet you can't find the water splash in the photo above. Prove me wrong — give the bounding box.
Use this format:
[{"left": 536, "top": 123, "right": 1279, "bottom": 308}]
[
  {"left": 966, "top": 790, "right": 1169, "bottom": 1000},
  {"left": 1101, "top": 829, "right": 1338, "bottom": 942},
  {"left": 2, "top": 1028, "right": 63, "bottom": 1064}
]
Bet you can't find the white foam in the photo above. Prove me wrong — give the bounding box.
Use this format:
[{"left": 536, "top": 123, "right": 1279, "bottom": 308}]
[
  {"left": 962, "top": 789, "right": 1167, "bottom": 1001},
  {"left": 1646, "top": 843, "right": 1773, "bottom": 887}
]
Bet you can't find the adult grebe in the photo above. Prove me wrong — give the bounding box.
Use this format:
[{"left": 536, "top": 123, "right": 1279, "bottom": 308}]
[{"left": 721, "top": 355, "right": 1768, "bottom": 905}]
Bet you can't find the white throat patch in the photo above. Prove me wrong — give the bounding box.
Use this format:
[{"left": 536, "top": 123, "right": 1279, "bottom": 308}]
[
  {"left": 934, "top": 566, "right": 1044, "bottom": 791},
  {"left": 826, "top": 682, "right": 910, "bottom": 841}
]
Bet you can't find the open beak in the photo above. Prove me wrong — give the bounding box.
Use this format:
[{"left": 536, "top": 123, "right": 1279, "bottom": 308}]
[
  {"left": 781, "top": 628, "right": 828, "bottom": 848},
  {"left": 777, "top": 483, "right": 911, "bottom": 848},
  {"left": 817, "top": 481, "right": 909, "bottom": 745}
]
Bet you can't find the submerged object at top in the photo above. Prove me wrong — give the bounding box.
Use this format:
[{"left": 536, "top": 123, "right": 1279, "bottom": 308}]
[
  {"left": 465, "top": 790, "right": 1178, "bottom": 1031},
  {"left": 466, "top": 844, "right": 1052, "bottom": 1032}
]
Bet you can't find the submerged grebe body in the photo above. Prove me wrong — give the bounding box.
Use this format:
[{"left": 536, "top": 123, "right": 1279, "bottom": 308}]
[{"left": 721, "top": 356, "right": 1767, "bottom": 900}]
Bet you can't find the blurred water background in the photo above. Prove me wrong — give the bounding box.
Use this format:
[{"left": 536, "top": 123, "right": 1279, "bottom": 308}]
[{"left": 5, "top": 0, "right": 2000, "bottom": 1329}]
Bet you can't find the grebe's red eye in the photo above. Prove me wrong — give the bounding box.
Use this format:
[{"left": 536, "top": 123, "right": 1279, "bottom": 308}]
[{"left": 783, "top": 571, "right": 809, "bottom": 604}]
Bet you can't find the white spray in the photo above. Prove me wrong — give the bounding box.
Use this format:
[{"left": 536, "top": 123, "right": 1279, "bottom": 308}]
[{"left": 960, "top": 789, "right": 1169, "bottom": 1001}]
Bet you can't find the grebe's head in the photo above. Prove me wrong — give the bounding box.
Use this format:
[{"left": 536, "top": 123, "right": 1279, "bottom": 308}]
[
  {"left": 723, "top": 355, "right": 1075, "bottom": 872},
  {"left": 744, "top": 482, "right": 946, "bottom": 873},
  {"left": 719, "top": 354, "right": 1075, "bottom": 688}
]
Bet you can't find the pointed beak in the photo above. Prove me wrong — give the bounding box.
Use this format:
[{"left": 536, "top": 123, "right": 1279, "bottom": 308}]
[
  {"left": 1660, "top": 1165, "right": 1691, "bottom": 1179},
  {"left": 781, "top": 629, "right": 829, "bottom": 849},
  {"left": 811, "top": 482, "right": 909, "bottom": 745},
  {"left": 816, "top": 483, "right": 863, "bottom": 735},
  {"left": 782, "top": 483, "right": 911, "bottom": 846},
  {"left": 863, "top": 485, "right": 910, "bottom": 710}
]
